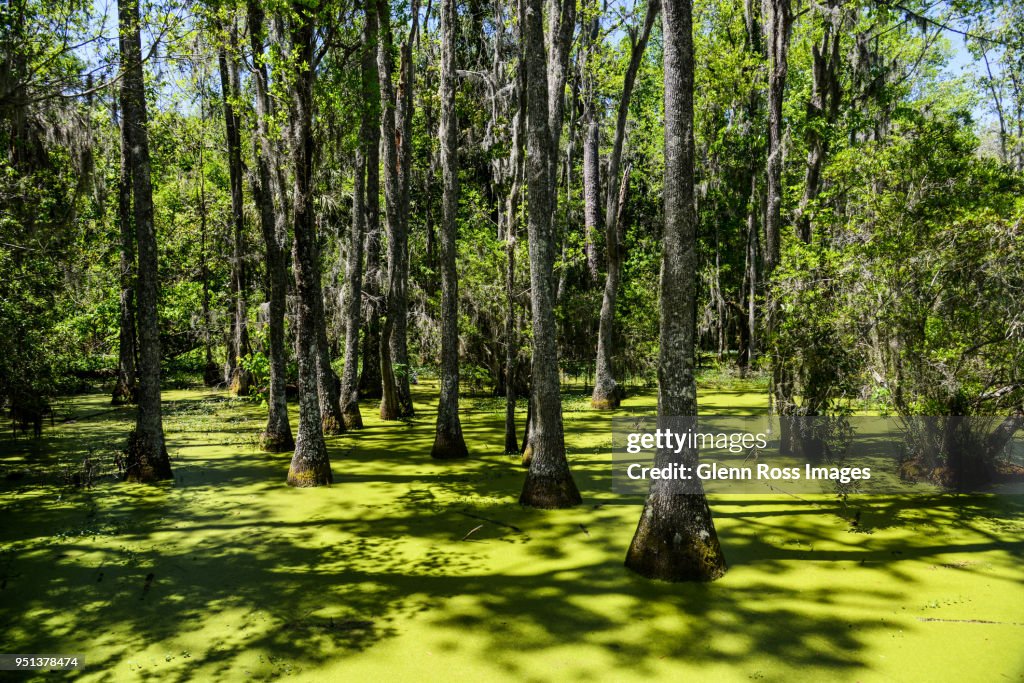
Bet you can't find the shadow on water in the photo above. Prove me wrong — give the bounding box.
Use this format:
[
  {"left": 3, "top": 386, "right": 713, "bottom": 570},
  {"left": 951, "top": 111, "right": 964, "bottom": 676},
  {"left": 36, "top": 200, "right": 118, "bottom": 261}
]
[{"left": 0, "top": 384, "right": 1021, "bottom": 680}]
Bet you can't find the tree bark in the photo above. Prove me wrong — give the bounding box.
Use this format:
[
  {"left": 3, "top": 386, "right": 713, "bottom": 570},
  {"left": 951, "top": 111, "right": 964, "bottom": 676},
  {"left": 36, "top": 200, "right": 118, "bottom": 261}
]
[
  {"left": 763, "top": 0, "right": 791, "bottom": 276},
  {"left": 985, "top": 408, "right": 1024, "bottom": 461},
  {"left": 544, "top": 0, "right": 575, "bottom": 308},
  {"left": 795, "top": 3, "right": 840, "bottom": 245},
  {"left": 591, "top": 0, "right": 658, "bottom": 409},
  {"left": 763, "top": 0, "right": 794, "bottom": 452},
  {"left": 625, "top": 0, "right": 726, "bottom": 582},
  {"left": 503, "top": 107, "right": 524, "bottom": 455},
  {"left": 521, "top": 0, "right": 575, "bottom": 458},
  {"left": 545, "top": 0, "right": 575, "bottom": 183},
  {"left": 217, "top": 19, "right": 252, "bottom": 396},
  {"left": 359, "top": 45, "right": 384, "bottom": 401},
  {"left": 941, "top": 407, "right": 1023, "bottom": 491},
  {"left": 340, "top": 0, "right": 380, "bottom": 431},
  {"left": 340, "top": 151, "right": 366, "bottom": 430},
  {"left": 981, "top": 49, "right": 1008, "bottom": 165},
  {"left": 359, "top": 189, "right": 383, "bottom": 399},
  {"left": 296, "top": 28, "right": 345, "bottom": 437},
  {"left": 376, "top": 0, "right": 410, "bottom": 420},
  {"left": 592, "top": 164, "right": 630, "bottom": 408},
  {"left": 503, "top": 224, "right": 520, "bottom": 454},
  {"left": 375, "top": 0, "right": 418, "bottom": 419},
  {"left": 118, "top": 0, "right": 172, "bottom": 482},
  {"left": 248, "top": 0, "right": 294, "bottom": 452},
  {"left": 582, "top": 75, "right": 601, "bottom": 283},
  {"left": 391, "top": 0, "right": 418, "bottom": 418},
  {"left": 518, "top": 0, "right": 581, "bottom": 508},
  {"left": 112, "top": 99, "right": 137, "bottom": 406},
  {"left": 198, "top": 84, "right": 219, "bottom": 389},
  {"left": 503, "top": 29, "right": 526, "bottom": 456},
  {"left": 432, "top": 0, "right": 469, "bottom": 459},
  {"left": 737, "top": 0, "right": 762, "bottom": 376},
  {"left": 315, "top": 297, "right": 346, "bottom": 434},
  {"left": 742, "top": 171, "right": 759, "bottom": 374},
  {"left": 286, "top": 2, "right": 332, "bottom": 486}
]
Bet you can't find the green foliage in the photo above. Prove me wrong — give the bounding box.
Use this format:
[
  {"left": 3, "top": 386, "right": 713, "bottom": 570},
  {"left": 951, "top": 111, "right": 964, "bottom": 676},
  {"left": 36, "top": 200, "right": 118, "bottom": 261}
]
[
  {"left": 239, "top": 350, "right": 270, "bottom": 404},
  {"left": 781, "top": 108, "right": 1024, "bottom": 416},
  {"left": 2, "top": 0, "right": 1022, "bottom": 438}
]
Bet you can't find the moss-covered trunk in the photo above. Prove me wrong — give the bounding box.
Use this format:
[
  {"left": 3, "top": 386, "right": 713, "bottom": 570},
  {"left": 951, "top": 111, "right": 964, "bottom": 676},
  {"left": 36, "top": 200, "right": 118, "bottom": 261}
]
[
  {"left": 118, "top": 0, "right": 171, "bottom": 483},
  {"left": 112, "top": 106, "right": 137, "bottom": 407},
  {"left": 358, "top": 129, "right": 384, "bottom": 401},
  {"left": 518, "top": 0, "right": 580, "bottom": 508},
  {"left": 217, "top": 22, "right": 252, "bottom": 397},
  {"left": 376, "top": 0, "right": 416, "bottom": 420},
  {"left": 286, "top": 5, "right": 332, "bottom": 487},
  {"left": 340, "top": 0, "right": 378, "bottom": 432},
  {"left": 431, "top": 0, "right": 468, "bottom": 460},
  {"left": 248, "top": 0, "right": 294, "bottom": 452},
  {"left": 625, "top": 0, "right": 725, "bottom": 581}
]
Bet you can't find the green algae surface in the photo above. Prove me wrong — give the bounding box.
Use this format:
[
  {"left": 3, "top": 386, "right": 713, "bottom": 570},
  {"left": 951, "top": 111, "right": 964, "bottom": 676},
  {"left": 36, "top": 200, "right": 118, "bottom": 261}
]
[{"left": 1, "top": 384, "right": 1022, "bottom": 682}]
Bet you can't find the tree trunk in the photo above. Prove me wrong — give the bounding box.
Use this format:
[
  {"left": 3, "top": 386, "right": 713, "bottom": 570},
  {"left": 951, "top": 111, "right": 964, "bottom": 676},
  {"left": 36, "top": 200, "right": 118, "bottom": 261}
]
[
  {"left": 582, "top": 99, "right": 601, "bottom": 284},
  {"left": 592, "top": 164, "right": 630, "bottom": 408},
  {"left": 218, "top": 20, "right": 252, "bottom": 396},
  {"left": 503, "top": 225, "right": 520, "bottom": 454},
  {"left": 112, "top": 101, "right": 137, "bottom": 406},
  {"left": 795, "top": 4, "right": 840, "bottom": 245},
  {"left": 625, "top": 0, "right": 726, "bottom": 582},
  {"left": 359, "top": 84, "right": 384, "bottom": 400},
  {"left": 985, "top": 408, "right": 1024, "bottom": 462},
  {"left": 728, "top": 300, "right": 751, "bottom": 370},
  {"left": 503, "top": 43, "right": 526, "bottom": 456},
  {"left": 742, "top": 171, "right": 758, "bottom": 374},
  {"left": 544, "top": 0, "right": 575, "bottom": 311},
  {"left": 521, "top": 394, "right": 533, "bottom": 459},
  {"left": 198, "top": 85, "right": 219, "bottom": 389},
  {"left": 432, "top": 0, "right": 469, "bottom": 459},
  {"left": 286, "top": 3, "right": 332, "bottom": 486},
  {"left": 391, "top": 0, "right": 419, "bottom": 418},
  {"left": 738, "top": 0, "right": 762, "bottom": 376},
  {"left": 340, "top": 0, "right": 380, "bottom": 431},
  {"left": 248, "top": 0, "right": 294, "bottom": 452},
  {"left": 340, "top": 153, "right": 366, "bottom": 430},
  {"left": 545, "top": 0, "right": 575, "bottom": 184},
  {"left": 315, "top": 304, "right": 346, "bottom": 434},
  {"left": 763, "top": 0, "right": 791, "bottom": 276},
  {"left": 521, "top": 0, "right": 575, "bottom": 458},
  {"left": 518, "top": 0, "right": 581, "bottom": 508},
  {"left": 305, "top": 14, "right": 346, "bottom": 438},
  {"left": 981, "top": 50, "right": 1008, "bottom": 165},
  {"left": 764, "top": 0, "right": 794, "bottom": 453},
  {"left": 1013, "top": 72, "right": 1024, "bottom": 172},
  {"left": 591, "top": 0, "right": 658, "bottom": 410},
  {"left": 421, "top": 54, "right": 438, "bottom": 294},
  {"left": 118, "top": 0, "right": 172, "bottom": 482},
  {"left": 376, "top": 0, "right": 403, "bottom": 419},
  {"left": 503, "top": 140, "right": 523, "bottom": 455}
]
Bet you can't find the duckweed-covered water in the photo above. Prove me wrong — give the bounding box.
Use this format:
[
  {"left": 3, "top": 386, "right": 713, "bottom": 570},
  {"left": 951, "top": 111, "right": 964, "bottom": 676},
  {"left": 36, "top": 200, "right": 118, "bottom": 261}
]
[{"left": 1, "top": 384, "right": 1021, "bottom": 681}]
